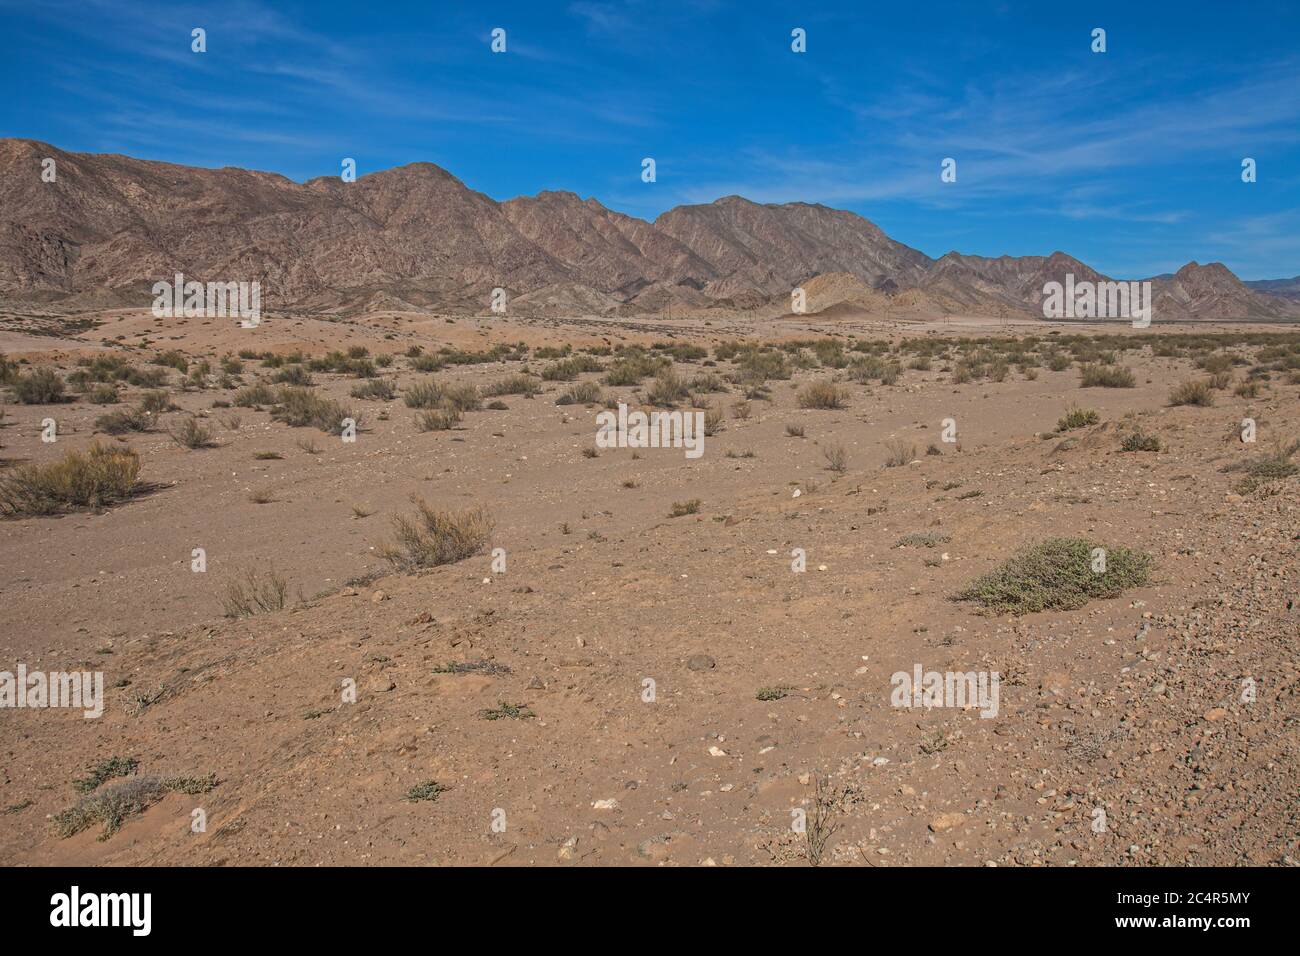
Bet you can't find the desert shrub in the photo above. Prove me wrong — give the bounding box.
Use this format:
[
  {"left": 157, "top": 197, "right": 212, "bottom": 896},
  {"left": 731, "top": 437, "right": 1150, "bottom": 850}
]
[
  {"left": 272, "top": 365, "right": 313, "bottom": 386},
  {"left": 404, "top": 380, "right": 480, "bottom": 412},
  {"left": 0, "top": 443, "right": 140, "bottom": 517},
  {"left": 222, "top": 568, "right": 288, "bottom": 617},
  {"left": 1056, "top": 407, "right": 1099, "bottom": 431},
  {"left": 416, "top": 406, "right": 461, "bottom": 431},
  {"left": 1207, "top": 370, "right": 1234, "bottom": 390},
  {"left": 542, "top": 357, "right": 602, "bottom": 381},
  {"left": 690, "top": 372, "right": 728, "bottom": 393},
  {"left": 484, "top": 375, "right": 542, "bottom": 398},
  {"left": 88, "top": 384, "right": 120, "bottom": 405},
  {"left": 1168, "top": 379, "right": 1215, "bottom": 407},
  {"left": 1234, "top": 380, "right": 1263, "bottom": 398},
  {"left": 54, "top": 773, "right": 216, "bottom": 840},
  {"left": 11, "top": 368, "right": 65, "bottom": 404},
  {"left": 644, "top": 368, "right": 690, "bottom": 407},
  {"left": 895, "top": 530, "right": 951, "bottom": 548},
  {"left": 410, "top": 354, "right": 443, "bottom": 372},
  {"left": 1119, "top": 431, "right": 1161, "bottom": 452},
  {"left": 94, "top": 408, "right": 151, "bottom": 434},
  {"left": 883, "top": 439, "right": 915, "bottom": 467},
  {"left": 381, "top": 500, "right": 493, "bottom": 570},
  {"left": 152, "top": 350, "right": 189, "bottom": 373},
  {"left": 272, "top": 387, "right": 357, "bottom": 434},
  {"left": 797, "top": 381, "right": 848, "bottom": 409},
  {"left": 233, "top": 383, "right": 278, "bottom": 407},
  {"left": 1046, "top": 352, "right": 1072, "bottom": 372},
  {"left": 822, "top": 442, "right": 848, "bottom": 472},
  {"left": 605, "top": 353, "right": 665, "bottom": 387},
  {"left": 559, "top": 381, "right": 602, "bottom": 405},
  {"left": 737, "top": 348, "right": 791, "bottom": 381},
  {"left": 1079, "top": 364, "right": 1136, "bottom": 388},
  {"left": 350, "top": 379, "right": 395, "bottom": 401},
  {"left": 785, "top": 423, "right": 805, "bottom": 438},
  {"left": 668, "top": 499, "right": 701, "bottom": 517},
  {"left": 955, "top": 537, "right": 1152, "bottom": 614},
  {"left": 167, "top": 416, "right": 216, "bottom": 449},
  {"left": 122, "top": 367, "right": 170, "bottom": 388},
  {"left": 137, "top": 390, "right": 174, "bottom": 414},
  {"left": 1197, "top": 352, "right": 1235, "bottom": 374}
]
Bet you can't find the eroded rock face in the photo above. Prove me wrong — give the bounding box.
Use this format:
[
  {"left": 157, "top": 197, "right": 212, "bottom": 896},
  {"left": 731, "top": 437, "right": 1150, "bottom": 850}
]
[{"left": 2, "top": 138, "right": 1295, "bottom": 321}]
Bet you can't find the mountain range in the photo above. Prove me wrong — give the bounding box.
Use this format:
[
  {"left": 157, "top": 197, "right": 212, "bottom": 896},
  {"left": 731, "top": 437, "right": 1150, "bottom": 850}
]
[{"left": 1, "top": 138, "right": 1295, "bottom": 323}]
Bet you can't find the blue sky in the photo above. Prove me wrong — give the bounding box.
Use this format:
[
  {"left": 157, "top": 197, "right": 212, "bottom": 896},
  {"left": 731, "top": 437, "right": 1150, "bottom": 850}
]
[{"left": 2, "top": 0, "right": 1298, "bottom": 279}]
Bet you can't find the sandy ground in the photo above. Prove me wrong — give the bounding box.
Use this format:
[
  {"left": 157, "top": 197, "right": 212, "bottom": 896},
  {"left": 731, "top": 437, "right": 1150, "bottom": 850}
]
[{"left": 1, "top": 307, "right": 1296, "bottom": 866}]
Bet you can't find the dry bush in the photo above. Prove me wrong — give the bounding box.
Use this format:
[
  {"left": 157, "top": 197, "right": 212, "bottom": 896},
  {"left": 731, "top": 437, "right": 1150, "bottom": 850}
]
[
  {"left": 0, "top": 442, "right": 140, "bottom": 517},
  {"left": 822, "top": 442, "right": 848, "bottom": 472},
  {"left": 350, "top": 379, "right": 395, "bottom": 400},
  {"left": 883, "top": 438, "right": 915, "bottom": 467},
  {"left": 797, "top": 381, "right": 848, "bottom": 409},
  {"left": 558, "top": 381, "right": 602, "bottom": 406},
  {"left": 11, "top": 367, "right": 66, "bottom": 404},
  {"left": 703, "top": 406, "right": 725, "bottom": 436},
  {"left": 1056, "top": 407, "right": 1099, "bottom": 431},
  {"left": 1168, "top": 379, "right": 1215, "bottom": 407},
  {"left": 484, "top": 374, "right": 542, "bottom": 398},
  {"left": 272, "top": 387, "right": 358, "bottom": 433},
  {"left": 381, "top": 499, "right": 494, "bottom": 570},
  {"left": 643, "top": 368, "right": 690, "bottom": 407},
  {"left": 222, "top": 568, "right": 288, "bottom": 617},
  {"left": 167, "top": 416, "right": 216, "bottom": 449},
  {"left": 1079, "top": 364, "right": 1136, "bottom": 388},
  {"left": 416, "top": 406, "right": 461, "bottom": 431},
  {"left": 94, "top": 408, "right": 151, "bottom": 435}
]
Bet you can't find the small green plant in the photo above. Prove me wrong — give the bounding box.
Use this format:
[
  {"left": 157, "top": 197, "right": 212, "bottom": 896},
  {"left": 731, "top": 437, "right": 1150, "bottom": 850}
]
[
  {"left": 479, "top": 702, "right": 534, "bottom": 721},
  {"left": 669, "top": 498, "right": 701, "bottom": 517},
  {"left": 955, "top": 537, "right": 1153, "bottom": 615},
  {"left": 755, "top": 686, "right": 790, "bottom": 701},
  {"left": 1056, "top": 407, "right": 1099, "bottom": 431},
  {"left": 403, "top": 781, "right": 447, "bottom": 802},
  {"left": 1119, "top": 431, "right": 1160, "bottom": 452},
  {"left": 72, "top": 756, "right": 139, "bottom": 794}
]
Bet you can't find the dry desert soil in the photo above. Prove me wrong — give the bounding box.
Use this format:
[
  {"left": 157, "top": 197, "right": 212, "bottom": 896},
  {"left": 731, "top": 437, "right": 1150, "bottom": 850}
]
[{"left": 1, "top": 307, "right": 1297, "bottom": 866}]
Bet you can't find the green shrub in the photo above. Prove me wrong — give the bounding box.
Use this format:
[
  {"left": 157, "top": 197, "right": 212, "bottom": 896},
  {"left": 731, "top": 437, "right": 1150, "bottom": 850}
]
[{"left": 955, "top": 537, "right": 1152, "bottom": 614}]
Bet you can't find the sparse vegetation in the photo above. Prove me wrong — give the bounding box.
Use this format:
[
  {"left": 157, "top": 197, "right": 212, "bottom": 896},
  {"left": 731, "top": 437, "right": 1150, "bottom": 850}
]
[
  {"left": 955, "top": 537, "right": 1153, "bottom": 614},
  {"left": 0, "top": 443, "right": 140, "bottom": 517},
  {"left": 797, "top": 381, "right": 849, "bottom": 409},
  {"left": 167, "top": 416, "right": 216, "bottom": 449},
  {"left": 1079, "top": 364, "right": 1136, "bottom": 388},
  {"left": 1169, "top": 379, "right": 1215, "bottom": 407},
  {"left": 1056, "top": 407, "right": 1099, "bottom": 431},
  {"left": 381, "top": 500, "right": 493, "bottom": 570},
  {"left": 54, "top": 772, "right": 216, "bottom": 840},
  {"left": 222, "top": 568, "right": 288, "bottom": 617},
  {"left": 11, "top": 368, "right": 65, "bottom": 404},
  {"left": 669, "top": 498, "right": 701, "bottom": 517}
]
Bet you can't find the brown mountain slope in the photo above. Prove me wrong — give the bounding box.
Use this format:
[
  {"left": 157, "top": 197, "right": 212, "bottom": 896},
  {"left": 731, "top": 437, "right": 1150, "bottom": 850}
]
[{"left": 0, "top": 139, "right": 1294, "bottom": 322}]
